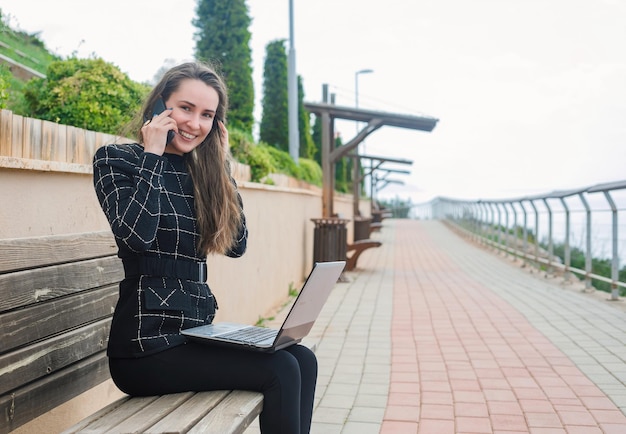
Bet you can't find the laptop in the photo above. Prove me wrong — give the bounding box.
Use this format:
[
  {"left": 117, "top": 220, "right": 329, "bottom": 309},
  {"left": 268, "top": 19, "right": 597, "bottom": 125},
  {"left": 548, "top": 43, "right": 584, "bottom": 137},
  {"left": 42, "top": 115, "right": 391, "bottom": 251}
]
[{"left": 182, "top": 261, "right": 346, "bottom": 352}]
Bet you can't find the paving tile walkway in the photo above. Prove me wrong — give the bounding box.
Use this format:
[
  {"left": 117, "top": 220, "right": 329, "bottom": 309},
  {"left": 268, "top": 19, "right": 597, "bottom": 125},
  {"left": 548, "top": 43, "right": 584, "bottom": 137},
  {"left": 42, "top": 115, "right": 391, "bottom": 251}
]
[{"left": 247, "top": 219, "right": 626, "bottom": 433}]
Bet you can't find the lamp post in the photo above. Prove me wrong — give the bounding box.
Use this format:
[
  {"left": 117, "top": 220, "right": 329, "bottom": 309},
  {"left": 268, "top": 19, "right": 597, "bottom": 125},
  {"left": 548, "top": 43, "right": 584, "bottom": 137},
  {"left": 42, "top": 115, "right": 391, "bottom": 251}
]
[
  {"left": 288, "top": 0, "right": 299, "bottom": 162},
  {"left": 354, "top": 69, "right": 373, "bottom": 110},
  {"left": 354, "top": 69, "right": 373, "bottom": 210},
  {"left": 354, "top": 68, "right": 373, "bottom": 137}
]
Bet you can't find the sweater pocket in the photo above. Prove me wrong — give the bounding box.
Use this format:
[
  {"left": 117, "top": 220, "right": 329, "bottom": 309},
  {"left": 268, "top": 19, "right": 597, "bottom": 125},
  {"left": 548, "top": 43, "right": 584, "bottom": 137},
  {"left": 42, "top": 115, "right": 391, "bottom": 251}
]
[
  {"left": 142, "top": 276, "right": 192, "bottom": 312},
  {"left": 140, "top": 276, "right": 216, "bottom": 328}
]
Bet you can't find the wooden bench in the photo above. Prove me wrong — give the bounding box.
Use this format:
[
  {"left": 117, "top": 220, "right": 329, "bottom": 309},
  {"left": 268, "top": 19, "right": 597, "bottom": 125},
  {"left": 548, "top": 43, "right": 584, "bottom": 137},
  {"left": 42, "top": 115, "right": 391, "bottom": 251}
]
[
  {"left": 369, "top": 222, "right": 383, "bottom": 234},
  {"left": 346, "top": 239, "right": 382, "bottom": 271},
  {"left": 0, "top": 232, "right": 262, "bottom": 434},
  {"left": 62, "top": 390, "right": 262, "bottom": 434}
]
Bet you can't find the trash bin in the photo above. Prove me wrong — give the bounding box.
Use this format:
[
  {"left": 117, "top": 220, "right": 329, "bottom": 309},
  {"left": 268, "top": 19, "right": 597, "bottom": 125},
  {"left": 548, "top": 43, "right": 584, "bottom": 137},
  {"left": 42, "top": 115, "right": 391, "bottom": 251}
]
[
  {"left": 311, "top": 218, "right": 349, "bottom": 263},
  {"left": 371, "top": 210, "right": 383, "bottom": 223},
  {"left": 353, "top": 217, "right": 372, "bottom": 241}
]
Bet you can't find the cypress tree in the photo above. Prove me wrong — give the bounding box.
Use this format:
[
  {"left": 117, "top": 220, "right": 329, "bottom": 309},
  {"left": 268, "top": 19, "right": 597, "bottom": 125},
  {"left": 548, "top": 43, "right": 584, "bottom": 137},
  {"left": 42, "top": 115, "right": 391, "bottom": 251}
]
[
  {"left": 259, "top": 39, "right": 288, "bottom": 151},
  {"left": 297, "top": 75, "right": 316, "bottom": 159},
  {"left": 193, "top": 0, "right": 254, "bottom": 133}
]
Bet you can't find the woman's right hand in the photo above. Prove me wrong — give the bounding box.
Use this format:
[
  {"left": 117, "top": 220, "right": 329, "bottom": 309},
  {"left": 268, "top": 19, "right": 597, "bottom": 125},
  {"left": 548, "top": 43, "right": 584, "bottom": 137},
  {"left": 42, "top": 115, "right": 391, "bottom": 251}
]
[{"left": 142, "top": 109, "right": 177, "bottom": 156}]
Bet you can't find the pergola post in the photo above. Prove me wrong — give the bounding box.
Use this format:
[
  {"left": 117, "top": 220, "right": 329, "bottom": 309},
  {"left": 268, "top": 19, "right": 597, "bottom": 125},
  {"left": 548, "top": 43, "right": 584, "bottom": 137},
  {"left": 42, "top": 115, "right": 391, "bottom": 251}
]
[{"left": 305, "top": 102, "right": 438, "bottom": 220}]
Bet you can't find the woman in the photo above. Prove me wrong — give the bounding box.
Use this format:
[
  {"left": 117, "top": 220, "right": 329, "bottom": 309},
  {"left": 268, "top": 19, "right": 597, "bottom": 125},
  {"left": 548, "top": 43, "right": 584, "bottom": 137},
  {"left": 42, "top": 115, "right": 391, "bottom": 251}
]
[{"left": 93, "top": 62, "right": 317, "bottom": 433}]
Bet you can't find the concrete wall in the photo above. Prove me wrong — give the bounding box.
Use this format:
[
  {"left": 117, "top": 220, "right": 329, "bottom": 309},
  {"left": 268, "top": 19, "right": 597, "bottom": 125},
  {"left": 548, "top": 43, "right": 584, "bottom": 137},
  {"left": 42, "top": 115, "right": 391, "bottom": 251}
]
[{"left": 1, "top": 157, "right": 367, "bottom": 433}]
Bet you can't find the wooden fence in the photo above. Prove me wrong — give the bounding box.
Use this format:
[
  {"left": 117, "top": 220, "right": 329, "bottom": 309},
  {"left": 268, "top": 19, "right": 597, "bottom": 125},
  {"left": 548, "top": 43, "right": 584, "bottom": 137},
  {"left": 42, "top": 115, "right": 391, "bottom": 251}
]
[
  {"left": 0, "top": 109, "right": 251, "bottom": 181},
  {"left": 0, "top": 109, "right": 121, "bottom": 165}
]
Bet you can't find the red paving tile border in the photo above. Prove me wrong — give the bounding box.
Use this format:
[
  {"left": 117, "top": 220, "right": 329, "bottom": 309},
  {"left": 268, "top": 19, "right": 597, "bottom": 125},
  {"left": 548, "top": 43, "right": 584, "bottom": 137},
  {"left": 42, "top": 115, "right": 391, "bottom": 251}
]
[{"left": 379, "top": 220, "right": 626, "bottom": 434}]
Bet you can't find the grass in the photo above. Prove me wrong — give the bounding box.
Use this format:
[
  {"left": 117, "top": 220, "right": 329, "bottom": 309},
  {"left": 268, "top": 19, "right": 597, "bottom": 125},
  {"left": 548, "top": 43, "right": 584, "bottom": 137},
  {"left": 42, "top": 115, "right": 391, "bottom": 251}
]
[
  {"left": 254, "top": 282, "right": 299, "bottom": 327},
  {"left": 0, "top": 11, "right": 59, "bottom": 75}
]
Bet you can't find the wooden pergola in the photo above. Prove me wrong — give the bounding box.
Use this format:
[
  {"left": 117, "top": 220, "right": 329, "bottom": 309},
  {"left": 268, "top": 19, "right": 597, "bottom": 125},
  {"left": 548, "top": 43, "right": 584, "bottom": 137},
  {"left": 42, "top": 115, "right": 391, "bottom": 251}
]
[
  {"left": 350, "top": 153, "right": 413, "bottom": 215},
  {"left": 303, "top": 103, "right": 439, "bottom": 217}
]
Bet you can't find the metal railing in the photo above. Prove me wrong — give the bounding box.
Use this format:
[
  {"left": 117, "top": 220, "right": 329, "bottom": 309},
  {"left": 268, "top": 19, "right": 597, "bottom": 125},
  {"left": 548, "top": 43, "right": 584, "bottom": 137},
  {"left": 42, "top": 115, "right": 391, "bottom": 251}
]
[{"left": 416, "top": 180, "right": 626, "bottom": 300}]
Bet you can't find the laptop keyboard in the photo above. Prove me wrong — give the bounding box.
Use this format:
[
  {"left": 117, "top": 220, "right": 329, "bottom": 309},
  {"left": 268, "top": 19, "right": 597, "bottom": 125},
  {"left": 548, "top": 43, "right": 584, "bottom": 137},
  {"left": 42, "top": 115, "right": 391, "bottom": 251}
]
[{"left": 219, "top": 327, "right": 278, "bottom": 344}]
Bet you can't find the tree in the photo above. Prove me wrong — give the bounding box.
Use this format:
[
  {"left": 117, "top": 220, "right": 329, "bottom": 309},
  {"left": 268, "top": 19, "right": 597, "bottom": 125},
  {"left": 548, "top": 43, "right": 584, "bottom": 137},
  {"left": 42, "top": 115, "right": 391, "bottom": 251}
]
[
  {"left": 22, "top": 57, "right": 149, "bottom": 134},
  {"left": 333, "top": 134, "right": 353, "bottom": 194},
  {"left": 311, "top": 114, "right": 322, "bottom": 165},
  {"left": 259, "top": 39, "right": 288, "bottom": 151},
  {"left": 297, "top": 75, "right": 316, "bottom": 159},
  {"left": 310, "top": 115, "right": 354, "bottom": 192},
  {"left": 379, "top": 197, "right": 412, "bottom": 218},
  {"left": 193, "top": 0, "right": 254, "bottom": 133},
  {"left": 0, "top": 65, "right": 10, "bottom": 109}
]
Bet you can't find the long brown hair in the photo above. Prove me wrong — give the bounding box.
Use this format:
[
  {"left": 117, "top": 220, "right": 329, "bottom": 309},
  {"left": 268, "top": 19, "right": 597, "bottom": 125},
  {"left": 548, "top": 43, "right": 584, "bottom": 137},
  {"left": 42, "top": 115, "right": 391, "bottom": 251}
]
[{"left": 137, "top": 62, "right": 242, "bottom": 256}]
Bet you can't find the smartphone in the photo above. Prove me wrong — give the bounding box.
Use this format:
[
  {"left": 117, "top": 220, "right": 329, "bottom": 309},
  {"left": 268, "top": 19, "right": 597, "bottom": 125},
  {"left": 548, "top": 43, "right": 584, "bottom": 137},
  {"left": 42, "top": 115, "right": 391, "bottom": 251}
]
[{"left": 145, "top": 97, "right": 175, "bottom": 144}]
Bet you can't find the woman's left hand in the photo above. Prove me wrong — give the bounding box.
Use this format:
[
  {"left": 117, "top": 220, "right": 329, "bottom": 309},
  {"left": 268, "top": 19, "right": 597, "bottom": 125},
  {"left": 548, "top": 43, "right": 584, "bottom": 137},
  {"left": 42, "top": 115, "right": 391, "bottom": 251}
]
[{"left": 217, "top": 120, "right": 230, "bottom": 153}]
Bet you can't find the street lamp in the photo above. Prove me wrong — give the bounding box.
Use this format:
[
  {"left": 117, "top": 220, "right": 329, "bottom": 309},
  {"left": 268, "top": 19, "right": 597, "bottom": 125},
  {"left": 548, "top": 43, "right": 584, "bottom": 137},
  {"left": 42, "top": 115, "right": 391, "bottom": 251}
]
[
  {"left": 287, "top": 0, "right": 299, "bottom": 162},
  {"left": 354, "top": 68, "right": 374, "bottom": 109},
  {"left": 354, "top": 68, "right": 374, "bottom": 137},
  {"left": 354, "top": 68, "right": 373, "bottom": 202}
]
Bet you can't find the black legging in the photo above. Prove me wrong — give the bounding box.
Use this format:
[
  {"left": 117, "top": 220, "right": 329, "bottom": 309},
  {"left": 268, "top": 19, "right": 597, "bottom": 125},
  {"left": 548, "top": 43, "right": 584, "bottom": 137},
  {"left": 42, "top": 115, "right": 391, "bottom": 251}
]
[{"left": 109, "top": 342, "right": 317, "bottom": 434}]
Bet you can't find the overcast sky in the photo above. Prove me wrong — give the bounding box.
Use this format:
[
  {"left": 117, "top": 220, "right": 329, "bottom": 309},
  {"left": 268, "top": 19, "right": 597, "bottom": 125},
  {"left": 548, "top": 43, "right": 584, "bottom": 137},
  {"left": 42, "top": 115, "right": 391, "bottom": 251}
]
[{"left": 1, "top": 0, "right": 625, "bottom": 203}]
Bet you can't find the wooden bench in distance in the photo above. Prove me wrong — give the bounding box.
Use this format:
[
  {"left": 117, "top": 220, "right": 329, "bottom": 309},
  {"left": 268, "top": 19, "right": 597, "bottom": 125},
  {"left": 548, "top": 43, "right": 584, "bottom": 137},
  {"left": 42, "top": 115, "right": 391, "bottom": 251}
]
[
  {"left": 0, "top": 232, "right": 262, "bottom": 434},
  {"left": 369, "top": 222, "right": 383, "bottom": 234},
  {"left": 346, "top": 239, "right": 382, "bottom": 271}
]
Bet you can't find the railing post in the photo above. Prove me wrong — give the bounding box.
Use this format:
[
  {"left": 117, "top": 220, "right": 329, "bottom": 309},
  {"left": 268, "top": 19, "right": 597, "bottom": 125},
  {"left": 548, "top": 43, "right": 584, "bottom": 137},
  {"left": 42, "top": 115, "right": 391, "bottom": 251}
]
[
  {"left": 479, "top": 202, "right": 487, "bottom": 242},
  {"left": 495, "top": 202, "right": 502, "bottom": 249},
  {"left": 529, "top": 200, "right": 540, "bottom": 267},
  {"left": 519, "top": 200, "right": 529, "bottom": 262},
  {"left": 489, "top": 202, "right": 500, "bottom": 247},
  {"left": 501, "top": 202, "right": 510, "bottom": 256},
  {"left": 578, "top": 193, "right": 593, "bottom": 291},
  {"left": 542, "top": 198, "right": 554, "bottom": 275},
  {"left": 507, "top": 202, "right": 517, "bottom": 259},
  {"left": 602, "top": 190, "right": 620, "bottom": 301},
  {"left": 559, "top": 197, "right": 572, "bottom": 282}
]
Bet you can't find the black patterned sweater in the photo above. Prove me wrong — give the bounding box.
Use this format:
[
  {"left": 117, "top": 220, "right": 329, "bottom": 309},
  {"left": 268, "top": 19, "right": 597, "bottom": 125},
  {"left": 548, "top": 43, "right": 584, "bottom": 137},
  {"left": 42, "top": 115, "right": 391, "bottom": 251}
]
[{"left": 93, "top": 143, "right": 248, "bottom": 358}]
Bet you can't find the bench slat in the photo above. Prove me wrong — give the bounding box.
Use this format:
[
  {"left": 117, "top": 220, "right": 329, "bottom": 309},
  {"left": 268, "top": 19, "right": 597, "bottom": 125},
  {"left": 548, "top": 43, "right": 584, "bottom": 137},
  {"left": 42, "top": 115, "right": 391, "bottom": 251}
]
[
  {"left": 0, "top": 255, "right": 123, "bottom": 313},
  {"left": 0, "top": 319, "right": 110, "bottom": 396},
  {"left": 145, "top": 391, "right": 231, "bottom": 434},
  {"left": 59, "top": 397, "right": 133, "bottom": 434},
  {"left": 188, "top": 390, "right": 263, "bottom": 434},
  {"left": 0, "top": 285, "right": 117, "bottom": 353},
  {"left": 0, "top": 231, "right": 117, "bottom": 273},
  {"left": 64, "top": 395, "right": 162, "bottom": 434},
  {"left": 0, "top": 352, "right": 109, "bottom": 434},
  {"left": 110, "top": 392, "right": 196, "bottom": 433}
]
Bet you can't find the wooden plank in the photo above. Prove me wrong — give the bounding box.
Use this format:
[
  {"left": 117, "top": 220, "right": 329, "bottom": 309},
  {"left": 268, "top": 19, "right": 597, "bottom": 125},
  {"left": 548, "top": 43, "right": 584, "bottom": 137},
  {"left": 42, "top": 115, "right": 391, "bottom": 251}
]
[
  {"left": 107, "top": 393, "right": 196, "bottom": 433},
  {"left": 41, "top": 119, "right": 60, "bottom": 162},
  {"left": 22, "top": 117, "right": 42, "bottom": 160},
  {"left": 0, "top": 231, "right": 117, "bottom": 273},
  {"left": 188, "top": 390, "right": 263, "bottom": 434},
  {"left": 59, "top": 397, "right": 133, "bottom": 434},
  {"left": 11, "top": 112, "right": 23, "bottom": 158},
  {"left": 145, "top": 391, "right": 230, "bottom": 434},
  {"left": 67, "top": 125, "right": 84, "bottom": 164},
  {"left": 0, "top": 109, "right": 12, "bottom": 156},
  {"left": 57, "top": 122, "right": 68, "bottom": 163},
  {"left": 82, "top": 129, "right": 97, "bottom": 166},
  {"left": 0, "top": 352, "right": 110, "bottom": 434},
  {"left": 0, "top": 256, "right": 123, "bottom": 312},
  {"left": 0, "top": 319, "right": 111, "bottom": 396},
  {"left": 0, "top": 284, "right": 117, "bottom": 354},
  {"left": 63, "top": 396, "right": 161, "bottom": 434}
]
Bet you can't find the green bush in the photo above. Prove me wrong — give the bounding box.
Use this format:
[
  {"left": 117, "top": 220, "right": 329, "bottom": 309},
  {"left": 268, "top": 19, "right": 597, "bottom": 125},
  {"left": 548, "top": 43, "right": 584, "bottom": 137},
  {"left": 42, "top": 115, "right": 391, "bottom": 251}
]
[
  {"left": 263, "top": 144, "right": 300, "bottom": 178},
  {"left": 23, "top": 57, "right": 150, "bottom": 134},
  {"left": 229, "top": 129, "right": 275, "bottom": 182},
  {"left": 246, "top": 144, "right": 275, "bottom": 182},
  {"left": 0, "top": 65, "right": 10, "bottom": 108},
  {"left": 229, "top": 129, "right": 322, "bottom": 185},
  {"left": 298, "top": 158, "right": 322, "bottom": 186}
]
